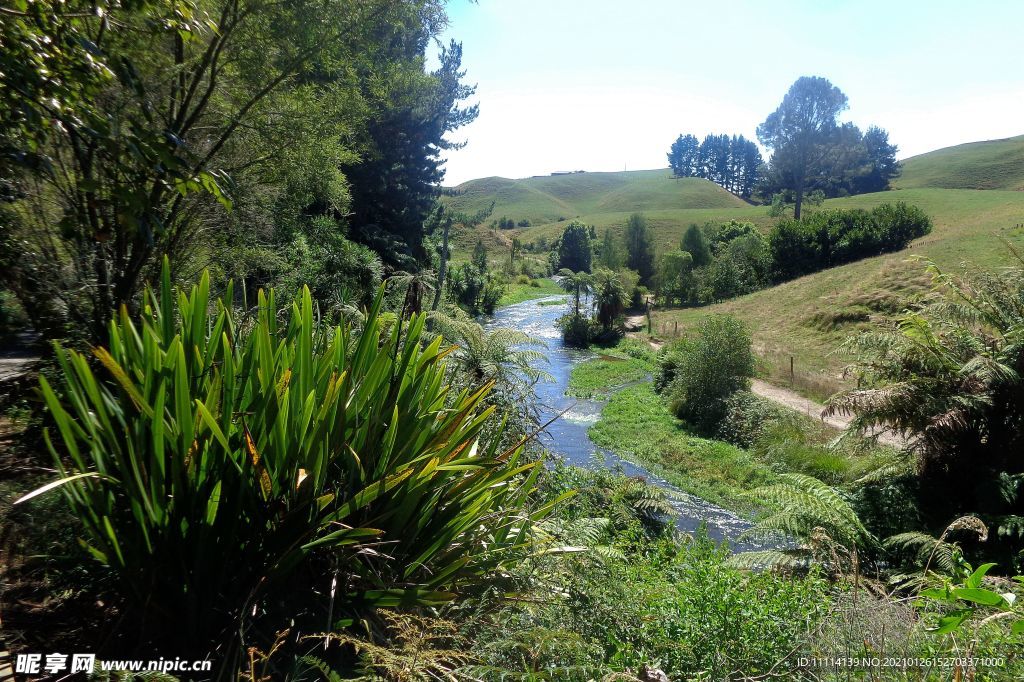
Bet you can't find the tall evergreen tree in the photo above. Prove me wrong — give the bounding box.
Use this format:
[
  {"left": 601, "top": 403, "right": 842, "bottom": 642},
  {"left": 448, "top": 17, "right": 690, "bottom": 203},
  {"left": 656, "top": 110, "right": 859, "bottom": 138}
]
[
  {"left": 557, "top": 221, "right": 593, "bottom": 273},
  {"left": 857, "top": 126, "right": 901, "bottom": 193},
  {"left": 668, "top": 132, "right": 761, "bottom": 197},
  {"left": 668, "top": 134, "right": 701, "bottom": 177},
  {"left": 343, "top": 39, "right": 478, "bottom": 269},
  {"left": 624, "top": 213, "right": 656, "bottom": 285}
]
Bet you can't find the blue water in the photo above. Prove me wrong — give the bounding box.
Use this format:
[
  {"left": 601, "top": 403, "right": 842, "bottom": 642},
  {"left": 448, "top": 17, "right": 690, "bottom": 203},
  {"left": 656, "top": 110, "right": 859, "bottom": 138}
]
[{"left": 483, "top": 295, "right": 764, "bottom": 549}]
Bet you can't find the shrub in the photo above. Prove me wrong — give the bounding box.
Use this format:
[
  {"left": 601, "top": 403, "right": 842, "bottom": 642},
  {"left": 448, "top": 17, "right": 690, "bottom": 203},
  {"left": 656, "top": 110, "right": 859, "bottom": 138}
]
[
  {"left": 659, "top": 315, "right": 754, "bottom": 433},
  {"left": 630, "top": 284, "right": 648, "bottom": 310},
  {"left": 767, "top": 203, "right": 931, "bottom": 283},
  {"left": 767, "top": 218, "right": 822, "bottom": 281},
  {"left": 558, "top": 312, "right": 596, "bottom": 347},
  {"left": 21, "top": 262, "right": 549, "bottom": 662},
  {"left": 871, "top": 201, "right": 932, "bottom": 250},
  {"left": 716, "top": 390, "right": 786, "bottom": 447}
]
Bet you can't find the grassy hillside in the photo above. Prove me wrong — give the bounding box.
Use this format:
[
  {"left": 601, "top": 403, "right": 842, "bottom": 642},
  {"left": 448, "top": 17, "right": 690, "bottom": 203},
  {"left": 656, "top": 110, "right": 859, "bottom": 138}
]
[
  {"left": 516, "top": 207, "right": 771, "bottom": 253},
  {"left": 650, "top": 187, "right": 1024, "bottom": 399},
  {"left": 442, "top": 169, "right": 748, "bottom": 227},
  {"left": 894, "top": 134, "right": 1024, "bottom": 191}
]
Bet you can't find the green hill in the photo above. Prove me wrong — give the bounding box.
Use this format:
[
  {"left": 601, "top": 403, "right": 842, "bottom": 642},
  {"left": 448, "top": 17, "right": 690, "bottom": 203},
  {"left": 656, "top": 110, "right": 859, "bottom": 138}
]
[
  {"left": 650, "top": 187, "right": 1024, "bottom": 399},
  {"left": 449, "top": 141, "right": 1024, "bottom": 400},
  {"left": 443, "top": 169, "right": 748, "bottom": 227},
  {"left": 894, "top": 135, "right": 1024, "bottom": 190}
]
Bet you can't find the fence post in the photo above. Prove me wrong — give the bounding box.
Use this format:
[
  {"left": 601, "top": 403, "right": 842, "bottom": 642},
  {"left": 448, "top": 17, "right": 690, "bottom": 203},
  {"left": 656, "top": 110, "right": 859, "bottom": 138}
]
[
  {"left": 790, "top": 355, "right": 795, "bottom": 384},
  {"left": 674, "top": 321, "right": 678, "bottom": 337}
]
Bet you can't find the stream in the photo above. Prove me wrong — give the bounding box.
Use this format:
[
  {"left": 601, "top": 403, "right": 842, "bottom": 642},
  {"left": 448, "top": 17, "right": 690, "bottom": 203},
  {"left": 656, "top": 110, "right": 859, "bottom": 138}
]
[{"left": 483, "top": 295, "right": 765, "bottom": 550}]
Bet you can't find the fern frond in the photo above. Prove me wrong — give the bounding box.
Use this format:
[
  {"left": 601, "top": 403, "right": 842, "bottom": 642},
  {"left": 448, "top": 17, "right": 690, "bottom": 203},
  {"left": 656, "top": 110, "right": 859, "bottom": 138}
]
[{"left": 726, "top": 549, "right": 811, "bottom": 571}]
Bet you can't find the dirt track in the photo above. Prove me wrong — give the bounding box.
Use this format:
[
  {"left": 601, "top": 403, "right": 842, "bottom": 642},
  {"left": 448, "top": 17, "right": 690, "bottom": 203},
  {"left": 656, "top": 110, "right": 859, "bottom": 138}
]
[
  {"left": 750, "top": 378, "right": 905, "bottom": 448},
  {"left": 629, "top": 327, "right": 905, "bottom": 448}
]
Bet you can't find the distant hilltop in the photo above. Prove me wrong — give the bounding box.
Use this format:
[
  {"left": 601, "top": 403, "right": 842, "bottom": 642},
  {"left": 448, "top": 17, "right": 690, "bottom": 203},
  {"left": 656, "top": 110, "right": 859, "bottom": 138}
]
[{"left": 540, "top": 170, "right": 588, "bottom": 177}]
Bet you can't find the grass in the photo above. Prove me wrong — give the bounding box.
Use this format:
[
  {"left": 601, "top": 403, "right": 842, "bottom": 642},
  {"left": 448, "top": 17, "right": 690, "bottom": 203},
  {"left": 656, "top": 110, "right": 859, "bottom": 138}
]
[
  {"left": 497, "top": 277, "right": 564, "bottom": 306},
  {"left": 649, "top": 187, "right": 1024, "bottom": 398},
  {"left": 895, "top": 134, "right": 1024, "bottom": 191},
  {"left": 442, "top": 170, "right": 748, "bottom": 228},
  {"left": 566, "top": 355, "right": 652, "bottom": 398},
  {"left": 587, "top": 382, "right": 774, "bottom": 510}
]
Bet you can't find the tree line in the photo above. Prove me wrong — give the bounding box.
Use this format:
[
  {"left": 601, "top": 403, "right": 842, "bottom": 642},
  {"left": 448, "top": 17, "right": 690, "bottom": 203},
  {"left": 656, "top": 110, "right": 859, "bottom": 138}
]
[
  {"left": 757, "top": 76, "right": 901, "bottom": 217},
  {"left": 666, "top": 77, "right": 901, "bottom": 216},
  {"left": 654, "top": 204, "right": 931, "bottom": 306},
  {"left": 667, "top": 133, "right": 762, "bottom": 198},
  {"left": 0, "top": 0, "right": 474, "bottom": 344}
]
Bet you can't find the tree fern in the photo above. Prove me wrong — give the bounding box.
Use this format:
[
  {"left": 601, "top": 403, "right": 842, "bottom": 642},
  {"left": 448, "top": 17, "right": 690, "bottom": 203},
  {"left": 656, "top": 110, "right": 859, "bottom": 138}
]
[
  {"left": 729, "top": 473, "right": 875, "bottom": 574},
  {"left": 825, "top": 254, "right": 1024, "bottom": 564}
]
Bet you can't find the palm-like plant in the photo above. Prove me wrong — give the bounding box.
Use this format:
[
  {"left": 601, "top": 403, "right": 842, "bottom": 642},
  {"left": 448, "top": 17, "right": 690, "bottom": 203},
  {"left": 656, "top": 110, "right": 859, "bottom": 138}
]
[
  {"left": 427, "top": 309, "right": 550, "bottom": 394},
  {"left": 825, "top": 255, "right": 1024, "bottom": 551},
  {"left": 591, "top": 268, "right": 627, "bottom": 334},
  {"left": 728, "top": 473, "right": 876, "bottom": 575},
  {"left": 18, "top": 261, "right": 558, "bottom": 663},
  {"left": 388, "top": 269, "right": 436, "bottom": 316},
  {"left": 557, "top": 268, "right": 594, "bottom": 318}
]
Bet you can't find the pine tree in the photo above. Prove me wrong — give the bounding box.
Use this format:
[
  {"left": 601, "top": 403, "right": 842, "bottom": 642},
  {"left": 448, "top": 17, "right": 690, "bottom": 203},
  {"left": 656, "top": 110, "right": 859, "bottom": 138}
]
[
  {"left": 681, "top": 224, "right": 712, "bottom": 267},
  {"left": 757, "top": 76, "right": 849, "bottom": 219},
  {"left": 344, "top": 40, "right": 478, "bottom": 268},
  {"left": 624, "top": 213, "right": 655, "bottom": 285},
  {"left": 599, "top": 229, "right": 625, "bottom": 270}
]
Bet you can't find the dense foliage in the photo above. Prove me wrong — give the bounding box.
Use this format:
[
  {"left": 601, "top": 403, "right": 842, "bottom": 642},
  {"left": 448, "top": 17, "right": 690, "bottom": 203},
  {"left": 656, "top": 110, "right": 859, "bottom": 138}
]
[
  {"left": 828, "top": 256, "right": 1024, "bottom": 570},
  {"left": 757, "top": 76, "right": 900, "bottom": 218},
  {"left": 556, "top": 220, "right": 594, "bottom": 273},
  {"left": 658, "top": 315, "right": 755, "bottom": 433},
  {"left": 20, "top": 266, "right": 550, "bottom": 668},
  {"left": 0, "top": 0, "right": 473, "bottom": 343},
  {"left": 767, "top": 202, "right": 932, "bottom": 282},
  {"left": 667, "top": 132, "right": 763, "bottom": 197}
]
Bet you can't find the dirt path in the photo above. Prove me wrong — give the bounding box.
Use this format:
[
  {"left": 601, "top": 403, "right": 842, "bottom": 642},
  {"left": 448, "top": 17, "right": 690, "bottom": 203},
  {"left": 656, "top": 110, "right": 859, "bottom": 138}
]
[
  {"left": 751, "top": 379, "right": 905, "bottom": 448},
  {"left": 629, "top": 331, "right": 904, "bottom": 447}
]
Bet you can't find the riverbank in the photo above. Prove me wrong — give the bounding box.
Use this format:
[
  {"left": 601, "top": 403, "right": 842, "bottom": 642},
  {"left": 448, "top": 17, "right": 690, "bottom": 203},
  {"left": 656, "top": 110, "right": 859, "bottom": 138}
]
[
  {"left": 589, "top": 382, "right": 773, "bottom": 511},
  {"left": 570, "top": 338, "right": 900, "bottom": 514},
  {"left": 496, "top": 277, "right": 564, "bottom": 306}
]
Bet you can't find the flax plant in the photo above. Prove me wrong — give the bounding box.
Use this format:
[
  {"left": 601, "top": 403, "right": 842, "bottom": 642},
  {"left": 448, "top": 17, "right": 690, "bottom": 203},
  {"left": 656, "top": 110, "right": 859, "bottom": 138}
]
[{"left": 20, "top": 260, "right": 559, "bottom": 661}]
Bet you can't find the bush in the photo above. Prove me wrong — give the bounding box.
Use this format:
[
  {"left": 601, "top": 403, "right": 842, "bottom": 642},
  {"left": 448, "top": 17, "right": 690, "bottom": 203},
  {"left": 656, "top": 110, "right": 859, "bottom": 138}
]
[
  {"left": 557, "top": 312, "right": 597, "bottom": 347},
  {"left": 659, "top": 315, "right": 754, "bottom": 433},
  {"left": 715, "top": 390, "right": 786, "bottom": 447},
  {"left": 871, "top": 201, "right": 933, "bottom": 250},
  {"left": 767, "top": 203, "right": 931, "bottom": 283},
  {"left": 23, "top": 263, "right": 547, "bottom": 662}
]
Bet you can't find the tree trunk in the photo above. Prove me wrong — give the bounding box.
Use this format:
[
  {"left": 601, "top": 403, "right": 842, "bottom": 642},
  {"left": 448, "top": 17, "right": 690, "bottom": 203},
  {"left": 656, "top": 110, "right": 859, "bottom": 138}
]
[{"left": 794, "top": 183, "right": 804, "bottom": 220}]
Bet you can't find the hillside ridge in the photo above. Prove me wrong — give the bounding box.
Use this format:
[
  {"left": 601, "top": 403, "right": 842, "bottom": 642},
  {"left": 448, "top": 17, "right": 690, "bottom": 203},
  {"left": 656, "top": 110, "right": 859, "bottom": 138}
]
[{"left": 895, "top": 134, "right": 1024, "bottom": 191}]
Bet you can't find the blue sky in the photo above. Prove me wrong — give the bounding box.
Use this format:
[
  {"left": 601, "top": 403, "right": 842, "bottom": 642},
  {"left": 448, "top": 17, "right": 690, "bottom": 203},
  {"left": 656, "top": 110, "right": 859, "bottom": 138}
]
[{"left": 435, "top": 0, "right": 1024, "bottom": 185}]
